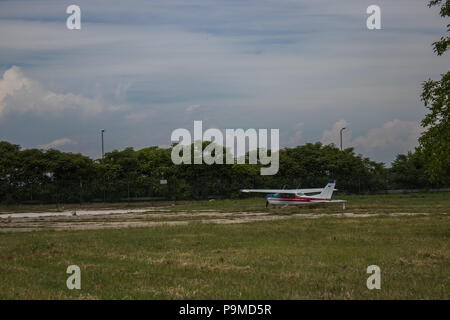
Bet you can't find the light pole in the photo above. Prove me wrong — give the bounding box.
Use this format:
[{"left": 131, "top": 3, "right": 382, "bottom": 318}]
[
  {"left": 340, "top": 127, "right": 346, "bottom": 151},
  {"left": 101, "top": 129, "right": 106, "bottom": 202},
  {"left": 101, "top": 129, "right": 105, "bottom": 160}
]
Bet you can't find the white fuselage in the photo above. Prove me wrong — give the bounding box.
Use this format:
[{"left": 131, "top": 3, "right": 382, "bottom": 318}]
[{"left": 267, "top": 193, "right": 331, "bottom": 205}]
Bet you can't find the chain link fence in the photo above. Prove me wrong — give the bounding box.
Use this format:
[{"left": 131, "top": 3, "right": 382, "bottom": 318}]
[{"left": 2, "top": 171, "right": 441, "bottom": 205}]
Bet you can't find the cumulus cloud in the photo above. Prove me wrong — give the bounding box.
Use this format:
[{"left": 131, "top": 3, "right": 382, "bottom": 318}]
[
  {"left": 321, "top": 119, "right": 352, "bottom": 148},
  {"left": 353, "top": 119, "right": 424, "bottom": 153},
  {"left": 0, "top": 66, "right": 125, "bottom": 119},
  {"left": 321, "top": 119, "right": 424, "bottom": 156},
  {"left": 36, "top": 138, "right": 77, "bottom": 150},
  {"left": 286, "top": 122, "right": 304, "bottom": 146}
]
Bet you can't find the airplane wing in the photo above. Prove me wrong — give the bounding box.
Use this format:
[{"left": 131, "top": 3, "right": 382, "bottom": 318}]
[
  {"left": 240, "top": 189, "right": 299, "bottom": 194},
  {"left": 240, "top": 188, "right": 336, "bottom": 194},
  {"left": 307, "top": 200, "right": 346, "bottom": 203}
]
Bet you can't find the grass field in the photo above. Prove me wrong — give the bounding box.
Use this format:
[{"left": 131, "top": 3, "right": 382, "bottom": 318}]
[
  {"left": 1, "top": 192, "right": 449, "bottom": 214},
  {"left": 0, "top": 193, "right": 449, "bottom": 299},
  {"left": 166, "top": 192, "right": 450, "bottom": 214}
]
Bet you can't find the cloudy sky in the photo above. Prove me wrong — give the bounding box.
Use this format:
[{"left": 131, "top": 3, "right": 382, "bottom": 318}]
[{"left": 0, "top": 0, "right": 448, "bottom": 164}]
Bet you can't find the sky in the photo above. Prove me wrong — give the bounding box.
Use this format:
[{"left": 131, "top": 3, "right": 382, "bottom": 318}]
[{"left": 0, "top": 0, "right": 448, "bottom": 164}]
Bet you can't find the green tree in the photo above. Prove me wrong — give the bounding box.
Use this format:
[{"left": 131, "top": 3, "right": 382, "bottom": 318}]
[
  {"left": 390, "top": 151, "right": 430, "bottom": 189},
  {"left": 418, "top": 0, "right": 450, "bottom": 184},
  {"left": 0, "top": 141, "right": 21, "bottom": 202},
  {"left": 277, "top": 143, "right": 386, "bottom": 193},
  {"left": 429, "top": 0, "right": 450, "bottom": 55}
]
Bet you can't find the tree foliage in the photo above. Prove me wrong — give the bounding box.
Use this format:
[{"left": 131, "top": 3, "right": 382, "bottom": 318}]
[
  {"left": 0, "top": 138, "right": 445, "bottom": 204},
  {"left": 418, "top": 1, "right": 450, "bottom": 184},
  {"left": 419, "top": 72, "right": 450, "bottom": 183},
  {"left": 390, "top": 150, "right": 431, "bottom": 189},
  {"left": 428, "top": 0, "right": 450, "bottom": 55}
]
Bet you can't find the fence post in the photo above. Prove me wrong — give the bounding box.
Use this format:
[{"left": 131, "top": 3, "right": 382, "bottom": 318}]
[
  {"left": 79, "top": 178, "right": 83, "bottom": 204},
  {"left": 149, "top": 178, "right": 153, "bottom": 197},
  {"left": 127, "top": 180, "right": 130, "bottom": 201},
  {"left": 172, "top": 177, "right": 177, "bottom": 202},
  {"left": 358, "top": 175, "right": 361, "bottom": 194},
  {"left": 385, "top": 170, "right": 388, "bottom": 193}
]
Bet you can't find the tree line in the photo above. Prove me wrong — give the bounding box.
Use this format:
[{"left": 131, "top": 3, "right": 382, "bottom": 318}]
[{"left": 0, "top": 139, "right": 445, "bottom": 204}]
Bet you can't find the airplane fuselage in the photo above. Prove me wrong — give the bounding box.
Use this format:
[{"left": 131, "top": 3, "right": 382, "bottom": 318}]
[
  {"left": 242, "top": 180, "right": 344, "bottom": 207},
  {"left": 267, "top": 193, "right": 331, "bottom": 205}
]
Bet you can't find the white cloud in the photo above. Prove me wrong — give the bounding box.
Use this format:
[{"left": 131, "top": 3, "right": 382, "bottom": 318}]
[
  {"left": 321, "top": 119, "right": 424, "bottom": 156},
  {"left": 353, "top": 119, "right": 424, "bottom": 153},
  {"left": 37, "top": 137, "right": 77, "bottom": 150},
  {"left": 321, "top": 119, "right": 351, "bottom": 148},
  {"left": 286, "top": 122, "right": 304, "bottom": 146},
  {"left": 0, "top": 66, "right": 126, "bottom": 119}
]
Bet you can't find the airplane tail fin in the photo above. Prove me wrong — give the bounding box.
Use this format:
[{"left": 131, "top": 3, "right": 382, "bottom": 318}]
[{"left": 319, "top": 180, "right": 336, "bottom": 200}]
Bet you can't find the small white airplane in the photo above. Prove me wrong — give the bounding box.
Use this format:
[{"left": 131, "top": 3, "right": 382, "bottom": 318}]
[{"left": 240, "top": 180, "right": 346, "bottom": 207}]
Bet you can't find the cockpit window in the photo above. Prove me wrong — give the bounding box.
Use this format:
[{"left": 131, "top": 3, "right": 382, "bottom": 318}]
[{"left": 281, "top": 194, "right": 294, "bottom": 198}]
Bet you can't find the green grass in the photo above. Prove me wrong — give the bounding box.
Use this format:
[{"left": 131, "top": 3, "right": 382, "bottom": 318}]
[
  {"left": 167, "top": 192, "right": 450, "bottom": 214},
  {"left": 0, "top": 193, "right": 448, "bottom": 299},
  {"left": 0, "top": 214, "right": 449, "bottom": 299},
  {"left": 1, "top": 192, "right": 448, "bottom": 215}
]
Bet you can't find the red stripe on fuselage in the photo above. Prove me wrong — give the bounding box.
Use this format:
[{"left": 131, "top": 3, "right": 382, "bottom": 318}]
[{"left": 268, "top": 196, "right": 331, "bottom": 202}]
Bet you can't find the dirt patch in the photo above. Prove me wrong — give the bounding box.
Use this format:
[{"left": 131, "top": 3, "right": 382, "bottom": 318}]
[
  {"left": 0, "top": 207, "right": 169, "bottom": 219},
  {"left": 0, "top": 210, "right": 436, "bottom": 233}
]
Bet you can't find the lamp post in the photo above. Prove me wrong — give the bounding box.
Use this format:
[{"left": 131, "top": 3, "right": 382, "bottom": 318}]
[
  {"left": 101, "top": 129, "right": 105, "bottom": 160},
  {"left": 340, "top": 127, "right": 346, "bottom": 151}
]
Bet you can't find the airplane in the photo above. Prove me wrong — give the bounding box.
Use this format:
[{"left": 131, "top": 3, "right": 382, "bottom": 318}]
[{"left": 240, "top": 180, "right": 346, "bottom": 207}]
